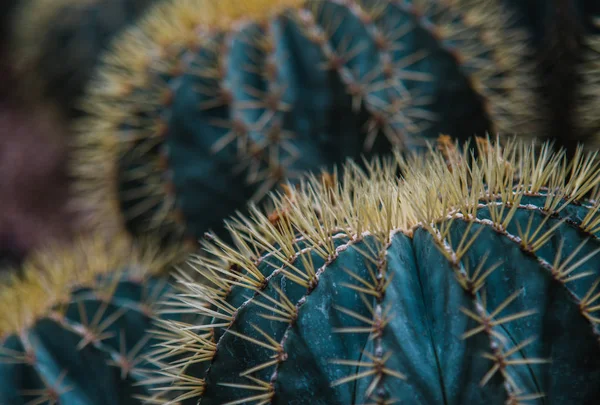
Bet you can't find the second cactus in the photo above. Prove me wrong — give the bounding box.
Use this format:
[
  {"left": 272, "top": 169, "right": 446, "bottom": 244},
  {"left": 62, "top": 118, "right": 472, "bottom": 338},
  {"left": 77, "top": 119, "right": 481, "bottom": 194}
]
[{"left": 72, "top": 0, "right": 537, "bottom": 242}]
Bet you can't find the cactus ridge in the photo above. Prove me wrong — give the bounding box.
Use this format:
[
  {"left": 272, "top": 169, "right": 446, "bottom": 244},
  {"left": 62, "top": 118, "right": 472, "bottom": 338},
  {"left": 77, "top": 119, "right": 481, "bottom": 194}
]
[
  {"left": 0, "top": 235, "right": 189, "bottom": 404},
  {"left": 149, "top": 138, "right": 600, "bottom": 404},
  {"left": 71, "top": 0, "right": 537, "bottom": 241}
]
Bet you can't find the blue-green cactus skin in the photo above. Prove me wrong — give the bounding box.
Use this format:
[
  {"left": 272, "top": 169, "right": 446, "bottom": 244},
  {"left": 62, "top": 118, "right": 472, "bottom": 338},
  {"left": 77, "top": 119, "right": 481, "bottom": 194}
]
[
  {"left": 0, "top": 273, "right": 190, "bottom": 405},
  {"left": 78, "top": 0, "right": 534, "bottom": 242}
]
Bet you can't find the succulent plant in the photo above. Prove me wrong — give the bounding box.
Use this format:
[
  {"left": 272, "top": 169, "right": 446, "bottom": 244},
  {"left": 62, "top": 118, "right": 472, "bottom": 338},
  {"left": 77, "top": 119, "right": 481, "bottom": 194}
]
[
  {"left": 8, "top": 0, "right": 157, "bottom": 115},
  {"left": 0, "top": 234, "right": 194, "bottom": 405},
  {"left": 71, "top": 0, "right": 538, "bottom": 243},
  {"left": 149, "top": 137, "right": 600, "bottom": 404}
]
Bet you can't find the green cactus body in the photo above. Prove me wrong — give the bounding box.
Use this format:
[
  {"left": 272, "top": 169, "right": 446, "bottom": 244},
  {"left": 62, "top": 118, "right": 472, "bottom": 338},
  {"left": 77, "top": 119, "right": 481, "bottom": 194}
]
[
  {"left": 0, "top": 235, "right": 192, "bottom": 405},
  {"left": 73, "top": 0, "right": 538, "bottom": 242},
  {"left": 10, "top": 0, "right": 157, "bottom": 114},
  {"left": 151, "top": 138, "right": 600, "bottom": 404}
]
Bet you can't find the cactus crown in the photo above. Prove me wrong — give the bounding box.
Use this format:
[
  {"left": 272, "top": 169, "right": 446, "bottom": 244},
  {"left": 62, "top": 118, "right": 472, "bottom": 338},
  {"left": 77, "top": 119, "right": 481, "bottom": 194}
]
[{"left": 149, "top": 137, "right": 600, "bottom": 404}]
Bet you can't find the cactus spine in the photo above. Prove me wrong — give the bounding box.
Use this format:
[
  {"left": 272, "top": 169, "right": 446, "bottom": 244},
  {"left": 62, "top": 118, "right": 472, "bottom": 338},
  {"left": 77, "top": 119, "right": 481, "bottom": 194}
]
[
  {"left": 72, "top": 0, "right": 537, "bottom": 242},
  {"left": 149, "top": 138, "right": 600, "bottom": 404}
]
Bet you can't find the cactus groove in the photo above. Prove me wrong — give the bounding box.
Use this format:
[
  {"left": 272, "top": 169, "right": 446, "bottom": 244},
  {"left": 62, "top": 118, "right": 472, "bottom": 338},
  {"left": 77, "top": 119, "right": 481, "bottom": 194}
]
[
  {"left": 72, "top": 0, "right": 537, "bottom": 242},
  {"left": 0, "top": 235, "right": 192, "bottom": 405},
  {"left": 150, "top": 137, "right": 600, "bottom": 404}
]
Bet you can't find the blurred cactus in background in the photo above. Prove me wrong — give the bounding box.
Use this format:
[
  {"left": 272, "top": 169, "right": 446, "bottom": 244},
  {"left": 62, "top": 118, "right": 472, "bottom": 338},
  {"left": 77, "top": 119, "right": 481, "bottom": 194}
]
[
  {"left": 0, "top": 0, "right": 157, "bottom": 269},
  {"left": 8, "top": 0, "right": 157, "bottom": 116},
  {"left": 0, "top": 234, "right": 196, "bottom": 404},
  {"left": 71, "top": 0, "right": 538, "bottom": 245},
  {"left": 497, "top": 0, "right": 600, "bottom": 152}
]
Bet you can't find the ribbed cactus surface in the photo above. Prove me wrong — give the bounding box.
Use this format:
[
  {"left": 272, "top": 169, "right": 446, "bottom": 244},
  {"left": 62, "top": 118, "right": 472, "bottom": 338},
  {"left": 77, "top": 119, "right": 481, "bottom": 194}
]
[
  {"left": 150, "top": 137, "right": 600, "bottom": 404},
  {"left": 0, "top": 235, "right": 192, "bottom": 405},
  {"left": 73, "top": 0, "right": 537, "bottom": 243},
  {"left": 9, "top": 0, "right": 156, "bottom": 114}
]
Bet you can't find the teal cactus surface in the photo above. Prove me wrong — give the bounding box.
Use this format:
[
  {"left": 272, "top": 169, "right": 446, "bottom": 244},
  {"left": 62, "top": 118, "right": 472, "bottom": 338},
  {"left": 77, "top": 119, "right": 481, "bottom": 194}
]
[
  {"left": 149, "top": 138, "right": 600, "bottom": 404},
  {"left": 72, "top": 0, "right": 538, "bottom": 243},
  {"left": 0, "top": 235, "right": 192, "bottom": 405},
  {"left": 9, "top": 0, "right": 156, "bottom": 114}
]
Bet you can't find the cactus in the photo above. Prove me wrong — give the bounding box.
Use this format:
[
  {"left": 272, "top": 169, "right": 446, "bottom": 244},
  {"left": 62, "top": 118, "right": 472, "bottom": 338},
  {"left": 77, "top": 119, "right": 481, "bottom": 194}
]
[
  {"left": 71, "top": 0, "right": 538, "bottom": 243},
  {"left": 8, "top": 0, "right": 157, "bottom": 115},
  {"left": 579, "top": 15, "right": 600, "bottom": 149},
  {"left": 149, "top": 137, "right": 600, "bottom": 404},
  {"left": 0, "top": 234, "right": 194, "bottom": 405}
]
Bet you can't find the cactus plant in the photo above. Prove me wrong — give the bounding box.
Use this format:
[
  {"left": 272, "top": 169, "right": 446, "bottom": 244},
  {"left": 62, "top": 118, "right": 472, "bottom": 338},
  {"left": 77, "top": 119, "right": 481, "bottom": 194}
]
[
  {"left": 149, "top": 137, "right": 600, "bottom": 404},
  {"left": 71, "top": 0, "right": 538, "bottom": 243},
  {"left": 8, "top": 0, "right": 157, "bottom": 115},
  {"left": 505, "top": 0, "right": 600, "bottom": 153},
  {"left": 0, "top": 234, "right": 194, "bottom": 404},
  {"left": 579, "top": 14, "right": 600, "bottom": 149}
]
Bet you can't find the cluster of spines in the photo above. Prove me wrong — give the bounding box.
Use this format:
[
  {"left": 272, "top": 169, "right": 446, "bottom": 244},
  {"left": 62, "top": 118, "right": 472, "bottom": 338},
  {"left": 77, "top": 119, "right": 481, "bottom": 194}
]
[
  {"left": 72, "top": 0, "right": 537, "bottom": 240},
  {"left": 145, "top": 137, "right": 600, "bottom": 404}
]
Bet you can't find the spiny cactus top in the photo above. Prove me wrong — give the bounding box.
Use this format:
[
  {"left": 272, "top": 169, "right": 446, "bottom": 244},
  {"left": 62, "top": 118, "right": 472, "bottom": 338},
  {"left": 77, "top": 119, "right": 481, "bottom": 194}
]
[
  {"left": 0, "top": 234, "right": 192, "bottom": 405},
  {"left": 9, "top": 0, "right": 156, "bottom": 113},
  {"left": 149, "top": 138, "right": 600, "bottom": 404},
  {"left": 71, "top": 0, "right": 538, "bottom": 242}
]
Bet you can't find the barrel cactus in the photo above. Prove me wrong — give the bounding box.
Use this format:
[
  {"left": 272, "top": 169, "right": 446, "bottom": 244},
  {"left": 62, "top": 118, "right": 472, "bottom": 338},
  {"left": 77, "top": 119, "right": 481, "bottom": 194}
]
[
  {"left": 9, "top": 0, "right": 156, "bottom": 114},
  {"left": 71, "top": 0, "right": 538, "bottom": 243},
  {"left": 0, "top": 234, "right": 193, "bottom": 404},
  {"left": 149, "top": 137, "right": 600, "bottom": 404}
]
